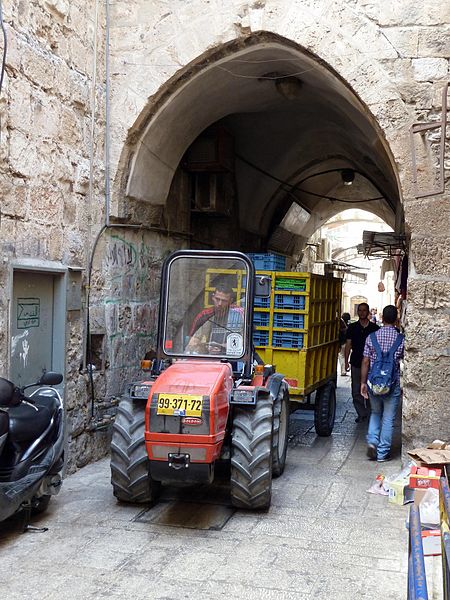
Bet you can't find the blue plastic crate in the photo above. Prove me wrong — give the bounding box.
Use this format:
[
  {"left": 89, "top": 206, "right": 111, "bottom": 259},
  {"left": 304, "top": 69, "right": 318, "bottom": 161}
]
[
  {"left": 254, "top": 296, "right": 270, "bottom": 308},
  {"left": 274, "top": 314, "right": 305, "bottom": 329},
  {"left": 274, "top": 295, "right": 305, "bottom": 310},
  {"left": 275, "top": 277, "right": 306, "bottom": 291},
  {"left": 253, "top": 331, "right": 269, "bottom": 347},
  {"left": 272, "top": 332, "right": 304, "bottom": 348},
  {"left": 248, "top": 253, "right": 286, "bottom": 271},
  {"left": 253, "top": 312, "right": 270, "bottom": 327}
]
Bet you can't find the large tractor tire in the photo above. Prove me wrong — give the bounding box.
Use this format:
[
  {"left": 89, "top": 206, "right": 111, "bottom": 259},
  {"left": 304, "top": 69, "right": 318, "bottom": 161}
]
[
  {"left": 272, "top": 386, "right": 290, "bottom": 478},
  {"left": 110, "top": 397, "right": 160, "bottom": 503},
  {"left": 230, "top": 395, "right": 273, "bottom": 510},
  {"left": 314, "top": 381, "right": 336, "bottom": 437}
]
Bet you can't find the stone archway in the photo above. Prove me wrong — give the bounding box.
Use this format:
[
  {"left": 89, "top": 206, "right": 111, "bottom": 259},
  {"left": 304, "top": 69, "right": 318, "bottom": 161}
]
[{"left": 116, "top": 33, "right": 402, "bottom": 242}]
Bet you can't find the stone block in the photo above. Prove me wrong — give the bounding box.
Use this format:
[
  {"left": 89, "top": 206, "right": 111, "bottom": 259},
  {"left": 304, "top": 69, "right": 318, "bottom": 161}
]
[
  {"left": 20, "top": 43, "right": 57, "bottom": 91},
  {"left": 0, "top": 179, "right": 28, "bottom": 219},
  {"left": 412, "top": 58, "right": 449, "bottom": 81},
  {"left": 403, "top": 354, "right": 450, "bottom": 388},
  {"left": 404, "top": 197, "right": 450, "bottom": 236},
  {"left": 8, "top": 129, "right": 41, "bottom": 178},
  {"left": 403, "top": 387, "right": 450, "bottom": 449},
  {"left": 7, "top": 77, "right": 33, "bottom": 131},
  {"left": 410, "top": 236, "right": 450, "bottom": 277},
  {"left": 382, "top": 27, "right": 419, "bottom": 58},
  {"left": 44, "top": 0, "right": 69, "bottom": 20},
  {"left": 360, "top": 2, "right": 450, "bottom": 27},
  {"left": 418, "top": 26, "right": 450, "bottom": 58},
  {"left": 29, "top": 184, "right": 63, "bottom": 222},
  {"left": 408, "top": 278, "right": 450, "bottom": 309}
]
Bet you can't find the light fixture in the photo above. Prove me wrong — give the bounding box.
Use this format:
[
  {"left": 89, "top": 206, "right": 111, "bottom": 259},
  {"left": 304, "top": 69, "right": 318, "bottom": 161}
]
[{"left": 341, "top": 169, "right": 355, "bottom": 186}]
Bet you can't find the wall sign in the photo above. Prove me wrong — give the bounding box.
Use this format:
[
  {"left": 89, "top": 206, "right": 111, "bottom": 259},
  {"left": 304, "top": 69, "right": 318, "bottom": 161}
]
[{"left": 17, "top": 298, "right": 40, "bottom": 328}]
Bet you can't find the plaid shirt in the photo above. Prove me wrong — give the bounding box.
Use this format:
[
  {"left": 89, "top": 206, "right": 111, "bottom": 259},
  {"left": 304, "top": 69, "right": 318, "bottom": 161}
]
[{"left": 363, "top": 325, "right": 404, "bottom": 383}]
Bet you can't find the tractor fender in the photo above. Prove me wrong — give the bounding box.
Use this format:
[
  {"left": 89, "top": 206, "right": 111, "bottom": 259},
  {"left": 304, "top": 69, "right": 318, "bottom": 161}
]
[{"left": 266, "top": 373, "right": 288, "bottom": 402}]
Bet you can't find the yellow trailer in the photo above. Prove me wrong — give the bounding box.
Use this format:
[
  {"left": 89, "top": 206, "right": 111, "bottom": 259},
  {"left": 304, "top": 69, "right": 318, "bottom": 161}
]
[{"left": 253, "top": 271, "right": 342, "bottom": 436}]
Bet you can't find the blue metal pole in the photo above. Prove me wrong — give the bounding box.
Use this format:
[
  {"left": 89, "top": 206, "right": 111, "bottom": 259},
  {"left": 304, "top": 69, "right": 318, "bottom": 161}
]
[
  {"left": 440, "top": 477, "right": 450, "bottom": 600},
  {"left": 409, "top": 504, "right": 428, "bottom": 600}
]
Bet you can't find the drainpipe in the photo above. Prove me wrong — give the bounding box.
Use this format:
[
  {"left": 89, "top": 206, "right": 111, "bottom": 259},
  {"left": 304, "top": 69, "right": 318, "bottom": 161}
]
[{"left": 104, "top": 0, "right": 111, "bottom": 226}]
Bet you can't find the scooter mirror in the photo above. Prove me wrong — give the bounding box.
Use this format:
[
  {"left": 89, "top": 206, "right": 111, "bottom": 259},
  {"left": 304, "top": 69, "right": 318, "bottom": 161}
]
[
  {"left": 0, "top": 378, "right": 21, "bottom": 407},
  {"left": 38, "top": 372, "right": 63, "bottom": 386}
]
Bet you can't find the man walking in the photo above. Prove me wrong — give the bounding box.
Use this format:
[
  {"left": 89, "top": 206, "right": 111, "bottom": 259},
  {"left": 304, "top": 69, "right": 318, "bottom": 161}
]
[
  {"left": 360, "top": 305, "right": 404, "bottom": 462},
  {"left": 344, "top": 303, "right": 379, "bottom": 422}
]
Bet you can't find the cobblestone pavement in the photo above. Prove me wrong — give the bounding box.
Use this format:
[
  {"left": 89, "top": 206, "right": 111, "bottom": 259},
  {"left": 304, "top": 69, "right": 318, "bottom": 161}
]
[{"left": 0, "top": 376, "right": 409, "bottom": 600}]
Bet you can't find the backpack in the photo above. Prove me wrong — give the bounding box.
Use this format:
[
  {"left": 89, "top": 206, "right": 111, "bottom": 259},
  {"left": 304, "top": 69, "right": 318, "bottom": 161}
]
[{"left": 367, "top": 332, "right": 404, "bottom": 396}]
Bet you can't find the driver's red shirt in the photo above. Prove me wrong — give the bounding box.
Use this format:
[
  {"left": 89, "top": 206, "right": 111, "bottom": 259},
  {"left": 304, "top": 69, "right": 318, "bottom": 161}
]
[
  {"left": 189, "top": 307, "right": 215, "bottom": 336},
  {"left": 189, "top": 305, "right": 244, "bottom": 336}
]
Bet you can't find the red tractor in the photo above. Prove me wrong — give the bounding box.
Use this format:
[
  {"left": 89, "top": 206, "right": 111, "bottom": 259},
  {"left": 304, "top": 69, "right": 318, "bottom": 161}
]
[{"left": 110, "top": 250, "right": 289, "bottom": 509}]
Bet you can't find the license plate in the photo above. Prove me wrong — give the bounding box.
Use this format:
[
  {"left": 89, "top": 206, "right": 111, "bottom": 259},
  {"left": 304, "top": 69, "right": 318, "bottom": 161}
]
[{"left": 156, "top": 394, "right": 203, "bottom": 417}]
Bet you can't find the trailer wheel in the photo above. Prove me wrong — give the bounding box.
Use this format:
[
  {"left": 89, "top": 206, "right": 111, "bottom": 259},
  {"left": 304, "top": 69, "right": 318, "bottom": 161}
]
[
  {"left": 314, "top": 381, "right": 336, "bottom": 437},
  {"left": 110, "top": 397, "right": 160, "bottom": 503},
  {"left": 272, "top": 387, "right": 290, "bottom": 477},
  {"left": 230, "top": 395, "right": 273, "bottom": 510}
]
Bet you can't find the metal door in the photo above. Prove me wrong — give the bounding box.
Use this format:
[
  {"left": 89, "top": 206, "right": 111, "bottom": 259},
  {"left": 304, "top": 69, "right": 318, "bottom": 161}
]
[{"left": 11, "top": 271, "right": 55, "bottom": 386}]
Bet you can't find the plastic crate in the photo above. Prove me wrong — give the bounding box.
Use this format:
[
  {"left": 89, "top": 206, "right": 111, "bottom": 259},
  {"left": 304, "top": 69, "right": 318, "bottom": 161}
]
[
  {"left": 253, "top": 331, "right": 269, "bottom": 347},
  {"left": 274, "top": 295, "right": 305, "bottom": 310},
  {"left": 253, "top": 312, "right": 270, "bottom": 327},
  {"left": 274, "top": 314, "right": 305, "bottom": 329},
  {"left": 275, "top": 277, "right": 306, "bottom": 291},
  {"left": 248, "top": 253, "right": 286, "bottom": 271},
  {"left": 272, "top": 331, "right": 304, "bottom": 348},
  {"left": 254, "top": 296, "right": 270, "bottom": 308}
]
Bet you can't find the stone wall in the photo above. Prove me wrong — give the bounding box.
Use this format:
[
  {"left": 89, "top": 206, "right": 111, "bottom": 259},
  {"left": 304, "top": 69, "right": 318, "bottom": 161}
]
[{"left": 0, "top": 0, "right": 108, "bottom": 470}]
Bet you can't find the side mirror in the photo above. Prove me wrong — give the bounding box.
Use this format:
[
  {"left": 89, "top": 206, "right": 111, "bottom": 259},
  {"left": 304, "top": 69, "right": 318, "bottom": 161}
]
[
  {"left": 38, "top": 372, "right": 63, "bottom": 386},
  {"left": 0, "top": 378, "right": 21, "bottom": 407},
  {"left": 254, "top": 275, "right": 271, "bottom": 298}
]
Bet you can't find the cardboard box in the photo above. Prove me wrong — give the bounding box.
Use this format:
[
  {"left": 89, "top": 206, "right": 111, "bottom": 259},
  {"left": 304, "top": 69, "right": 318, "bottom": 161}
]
[
  {"left": 407, "top": 448, "right": 450, "bottom": 466},
  {"left": 421, "top": 530, "right": 441, "bottom": 556},
  {"left": 388, "top": 479, "right": 414, "bottom": 505},
  {"left": 409, "top": 466, "right": 441, "bottom": 490}
]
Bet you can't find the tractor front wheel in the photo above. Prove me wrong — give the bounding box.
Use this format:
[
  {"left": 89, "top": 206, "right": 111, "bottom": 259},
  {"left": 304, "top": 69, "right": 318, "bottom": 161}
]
[
  {"left": 272, "top": 386, "right": 290, "bottom": 477},
  {"left": 230, "top": 395, "right": 273, "bottom": 510},
  {"left": 314, "top": 381, "right": 336, "bottom": 437},
  {"left": 110, "top": 397, "right": 160, "bottom": 503}
]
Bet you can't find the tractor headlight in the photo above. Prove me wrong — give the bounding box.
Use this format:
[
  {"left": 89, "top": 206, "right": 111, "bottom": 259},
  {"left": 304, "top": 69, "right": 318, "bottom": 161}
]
[
  {"left": 130, "top": 384, "right": 152, "bottom": 399},
  {"left": 231, "top": 389, "right": 256, "bottom": 405}
]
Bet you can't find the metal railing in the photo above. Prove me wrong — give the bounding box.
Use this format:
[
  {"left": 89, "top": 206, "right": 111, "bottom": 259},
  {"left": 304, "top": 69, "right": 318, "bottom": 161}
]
[
  {"left": 408, "top": 504, "right": 428, "bottom": 600},
  {"left": 441, "top": 476, "right": 450, "bottom": 600}
]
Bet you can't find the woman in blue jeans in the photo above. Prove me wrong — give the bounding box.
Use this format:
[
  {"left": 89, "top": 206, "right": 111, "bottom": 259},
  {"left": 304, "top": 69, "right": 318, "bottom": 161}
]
[{"left": 360, "top": 305, "right": 404, "bottom": 462}]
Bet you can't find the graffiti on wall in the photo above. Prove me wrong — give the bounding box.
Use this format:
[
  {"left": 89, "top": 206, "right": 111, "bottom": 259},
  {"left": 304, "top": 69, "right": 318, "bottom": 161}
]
[{"left": 95, "top": 233, "right": 175, "bottom": 396}]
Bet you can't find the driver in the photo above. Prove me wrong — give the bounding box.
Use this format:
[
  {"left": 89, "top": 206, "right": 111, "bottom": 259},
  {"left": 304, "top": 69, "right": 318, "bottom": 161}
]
[{"left": 186, "top": 284, "right": 244, "bottom": 354}]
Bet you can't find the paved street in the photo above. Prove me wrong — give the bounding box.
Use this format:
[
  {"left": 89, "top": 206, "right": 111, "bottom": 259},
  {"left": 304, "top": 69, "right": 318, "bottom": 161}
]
[{"left": 0, "top": 376, "right": 409, "bottom": 600}]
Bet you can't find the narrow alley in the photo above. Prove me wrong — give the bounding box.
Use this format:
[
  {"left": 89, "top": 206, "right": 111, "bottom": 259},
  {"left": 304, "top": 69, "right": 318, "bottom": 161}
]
[{"left": 0, "top": 377, "right": 409, "bottom": 600}]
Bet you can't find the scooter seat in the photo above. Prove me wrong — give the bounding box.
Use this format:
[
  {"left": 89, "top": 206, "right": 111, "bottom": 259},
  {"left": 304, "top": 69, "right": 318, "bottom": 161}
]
[{"left": 8, "top": 402, "right": 54, "bottom": 444}]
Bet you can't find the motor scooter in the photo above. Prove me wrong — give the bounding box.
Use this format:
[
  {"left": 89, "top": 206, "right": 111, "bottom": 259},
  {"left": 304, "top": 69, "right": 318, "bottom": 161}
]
[{"left": 0, "top": 371, "right": 64, "bottom": 530}]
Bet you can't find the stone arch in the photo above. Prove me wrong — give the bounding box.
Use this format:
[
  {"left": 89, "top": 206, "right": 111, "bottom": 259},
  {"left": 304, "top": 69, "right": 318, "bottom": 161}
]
[{"left": 113, "top": 31, "right": 404, "bottom": 242}]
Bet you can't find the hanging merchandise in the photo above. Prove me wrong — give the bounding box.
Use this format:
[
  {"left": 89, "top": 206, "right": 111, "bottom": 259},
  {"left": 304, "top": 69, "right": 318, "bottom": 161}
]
[{"left": 378, "top": 281, "right": 385, "bottom": 292}]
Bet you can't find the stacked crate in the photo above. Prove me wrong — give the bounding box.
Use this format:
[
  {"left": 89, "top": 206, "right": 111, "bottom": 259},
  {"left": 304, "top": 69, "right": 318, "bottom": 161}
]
[{"left": 253, "top": 271, "right": 342, "bottom": 399}]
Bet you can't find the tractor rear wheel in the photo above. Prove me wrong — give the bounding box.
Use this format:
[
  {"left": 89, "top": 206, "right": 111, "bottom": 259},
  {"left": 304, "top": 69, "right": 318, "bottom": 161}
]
[
  {"left": 110, "top": 397, "right": 160, "bottom": 503},
  {"left": 314, "top": 381, "right": 336, "bottom": 437},
  {"left": 230, "top": 395, "right": 273, "bottom": 510},
  {"left": 272, "top": 387, "right": 290, "bottom": 477}
]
